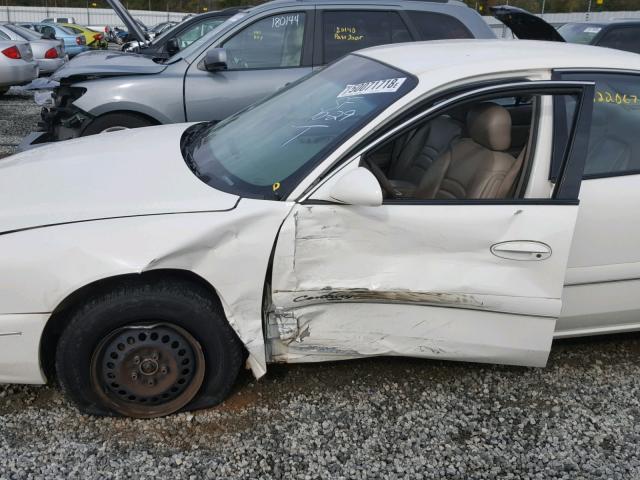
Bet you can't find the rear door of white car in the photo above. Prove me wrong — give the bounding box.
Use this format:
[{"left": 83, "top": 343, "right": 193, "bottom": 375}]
[{"left": 270, "top": 80, "right": 595, "bottom": 367}]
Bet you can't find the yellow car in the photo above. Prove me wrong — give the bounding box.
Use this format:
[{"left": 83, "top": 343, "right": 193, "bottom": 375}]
[{"left": 59, "top": 23, "right": 107, "bottom": 49}]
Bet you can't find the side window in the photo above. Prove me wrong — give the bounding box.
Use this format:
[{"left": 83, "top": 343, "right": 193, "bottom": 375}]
[
  {"left": 597, "top": 27, "right": 640, "bottom": 54},
  {"left": 40, "top": 25, "right": 55, "bottom": 37},
  {"left": 222, "top": 12, "right": 306, "bottom": 70},
  {"left": 363, "top": 92, "right": 579, "bottom": 201},
  {"left": 408, "top": 11, "right": 473, "bottom": 41},
  {"left": 554, "top": 73, "right": 640, "bottom": 178},
  {"left": 177, "top": 18, "right": 226, "bottom": 49},
  {"left": 322, "top": 11, "right": 411, "bottom": 64}
]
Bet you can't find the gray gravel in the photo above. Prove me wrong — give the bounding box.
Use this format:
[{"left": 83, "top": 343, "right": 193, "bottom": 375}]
[
  {"left": 2, "top": 92, "right": 640, "bottom": 479},
  {"left": 0, "top": 87, "right": 40, "bottom": 159},
  {"left": 1, "top": 334, "right": 640, "bottom": 479}
]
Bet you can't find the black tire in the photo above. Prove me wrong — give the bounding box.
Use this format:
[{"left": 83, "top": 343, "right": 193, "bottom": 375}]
[
  {"left": 55, "top": 277, "right": 244, "bottom": 418},
  {"left": 82, "top": 112, "right": 155, "bottom": 136}
]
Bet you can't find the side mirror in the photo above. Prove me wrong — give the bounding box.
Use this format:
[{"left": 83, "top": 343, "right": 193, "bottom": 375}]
[
  {"left": 202, "top": 48, "right": 227, "bottom": 72},
  {"left": 166, "top": 37, "right": 179, "bottom": 55},
  {"left": 329, "top": 167, "right": 383, "bottom": 207}
]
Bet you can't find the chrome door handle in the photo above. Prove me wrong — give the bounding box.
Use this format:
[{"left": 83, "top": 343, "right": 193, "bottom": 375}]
[{"left": 490, "top": 241, "right": 552, "bottom": 261}]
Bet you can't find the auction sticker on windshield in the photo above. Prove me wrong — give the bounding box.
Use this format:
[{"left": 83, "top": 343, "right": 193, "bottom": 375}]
[{"left": 338, "top": 78, "right": 407, "bottom": 98}]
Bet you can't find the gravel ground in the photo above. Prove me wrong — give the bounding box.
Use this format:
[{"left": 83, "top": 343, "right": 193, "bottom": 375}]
[
  {"left": 0, "top": 87, "right": 40, "bottom": 159},
  {"left": 2, "top": 92, "right": 640, "bottom": 479},
  {"left": 1, "top": 335, "right": 640, "bottom": 479}
]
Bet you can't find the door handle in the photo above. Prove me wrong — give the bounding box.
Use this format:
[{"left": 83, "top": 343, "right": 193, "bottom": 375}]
[{"left": 490, "top": 241, "right": 552, "bottom": 261}]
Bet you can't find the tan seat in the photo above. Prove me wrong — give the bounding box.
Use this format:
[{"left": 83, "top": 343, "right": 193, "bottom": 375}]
[{"left": 415, "top": 103, "right": 522, "bottom": 200}]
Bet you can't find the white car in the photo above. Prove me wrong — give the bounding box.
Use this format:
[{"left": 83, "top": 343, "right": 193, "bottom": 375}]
[{"left": 1, "top": 40, "right": 638, "bottom": 418}]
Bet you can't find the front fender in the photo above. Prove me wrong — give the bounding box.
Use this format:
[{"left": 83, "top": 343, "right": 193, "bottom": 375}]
[
  {"left": 72, "top": 72, "right": 185, "bottom": 124},
  {"left": 0, "top": 200, "right": 293, "bottom": 377}
]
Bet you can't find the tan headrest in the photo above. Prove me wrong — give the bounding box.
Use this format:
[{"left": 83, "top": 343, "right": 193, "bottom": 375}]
[{"left": 466, "top": 103, "right": 512, "bottom": 151}]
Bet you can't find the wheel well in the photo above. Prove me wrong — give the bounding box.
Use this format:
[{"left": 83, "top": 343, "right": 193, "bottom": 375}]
[
  {"left": 40, "top": 270, "right": 226, "bottom": 382},
  {"left": 85, "top": 110, "right": 161, "bottom": 129}
]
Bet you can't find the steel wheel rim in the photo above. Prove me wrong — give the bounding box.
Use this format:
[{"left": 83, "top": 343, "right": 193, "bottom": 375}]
[{"left": 90, "top": 322, "right": 205, "bottom": 418}]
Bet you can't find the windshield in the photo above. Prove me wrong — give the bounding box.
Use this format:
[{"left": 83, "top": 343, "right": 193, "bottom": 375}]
[
  {"left": 169, "top": 11, "right": 247, "bottom": 60},
  {"left": 558, "top": 23, "right": 604, "bottom": 44},
  {"left": 184, "top": 54, "right": 417, "bottom": 200},
  {"left": 57, "top": 25, "right": 77, "bottom": 35}
]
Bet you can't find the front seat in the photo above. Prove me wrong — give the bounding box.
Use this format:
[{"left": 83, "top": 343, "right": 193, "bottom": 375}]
[{"left": 416, "top": 103, "right": 521, "bottom": 200}]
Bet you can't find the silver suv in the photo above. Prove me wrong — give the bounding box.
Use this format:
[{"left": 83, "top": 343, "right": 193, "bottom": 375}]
[{"left": 23, "top": 0, "right": 495, "bottom": 148}]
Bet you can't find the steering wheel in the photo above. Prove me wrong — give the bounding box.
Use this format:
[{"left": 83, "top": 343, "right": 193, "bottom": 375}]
[{"left": 363, "top": 158, "right": 401, "bottom": 199}]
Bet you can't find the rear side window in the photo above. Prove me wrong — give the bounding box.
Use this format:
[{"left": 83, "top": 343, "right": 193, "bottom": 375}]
[
  {"left": 408, "top": 11, "right": 473, "bottom": 41},
  {"left": 554, "top": 72, "right": 640, "bottom": 178},
  {"left": 597, "top": 27, "right": 640, "bottom": 54},
  {"left": 322, "top": 11, "right": 411, "bottom": 63}
]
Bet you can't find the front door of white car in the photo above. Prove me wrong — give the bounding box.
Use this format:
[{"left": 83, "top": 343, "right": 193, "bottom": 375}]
[{"left": 270, "top": 81, "right": 595, "bottom": 367}]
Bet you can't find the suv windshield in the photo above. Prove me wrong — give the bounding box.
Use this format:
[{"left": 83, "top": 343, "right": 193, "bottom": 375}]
[
  {"left": 558, "top": 23, "right": 604, "bottom": 44},
  {"left": 183, "top": 54, "right": 417, "bottom": 199}
]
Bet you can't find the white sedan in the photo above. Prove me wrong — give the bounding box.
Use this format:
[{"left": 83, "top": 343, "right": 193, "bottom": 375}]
[{"left": 1, "top": 40, "right": 638, "bottom": 418}]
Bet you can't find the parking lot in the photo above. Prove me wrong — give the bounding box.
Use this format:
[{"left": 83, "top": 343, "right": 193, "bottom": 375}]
[{"left": 0, "top": 90, "right": 639, "bottom": 479}]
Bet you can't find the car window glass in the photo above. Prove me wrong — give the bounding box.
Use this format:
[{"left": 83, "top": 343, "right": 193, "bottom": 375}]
[
  {"left": 557, "top": 23, "right": 604, "bottom": 44},
  {"left": 58, "top": 25, "right": 76, "bottom": 35},
  {"left": 176, "top": 17, "right": 228, "bottom": 49},
  {"left": 222, "top": 12, "right": 305, "bottom": 70},
  {"left": 187, "top": 54, "right": 417, "bottom": 199},
  {"left": 597, "top": 27, "right": 640, "bottom": 54},
  {"left": 40, "top": 25, "right": 55, "bottom": 37},
  {"left": 408, "top": 11, "right": 473, "bottom": 41},
  {"left": 322, "top": 11, "right": 411, "bottom": 64},
  {"left": 0, "top": 30, "right": 9, "bottom": 40},
  {"left": 585, "top": 75, "right": 640, "bottom": 177}
]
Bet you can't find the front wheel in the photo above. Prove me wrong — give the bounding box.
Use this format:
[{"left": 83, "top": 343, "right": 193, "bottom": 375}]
[
  {"left": 82, "top": 112, "right": 156, "bottom": 136},
  {"left": 55, "top": 278, "right": 245, "bottom": 418}
]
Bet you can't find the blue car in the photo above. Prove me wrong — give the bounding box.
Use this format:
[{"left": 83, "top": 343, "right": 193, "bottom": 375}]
[{"left": 19, "top": 22, "right": 88, "bottom": 57}]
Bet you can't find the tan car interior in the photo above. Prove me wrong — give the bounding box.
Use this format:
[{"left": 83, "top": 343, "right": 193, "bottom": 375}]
[{"left": 365, "top": 97, "right": 537, "bottom": 200}]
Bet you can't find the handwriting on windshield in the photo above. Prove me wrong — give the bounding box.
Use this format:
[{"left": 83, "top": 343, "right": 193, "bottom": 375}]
[{"left": 281, "top": 99, "right": 360, "bottom": 147}]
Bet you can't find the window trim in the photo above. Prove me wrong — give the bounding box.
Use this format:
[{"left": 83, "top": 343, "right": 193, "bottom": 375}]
[
  {"left": 553, "top": 69, "right": 640, "bottom": 180},
  {"left": 301, "top": 80, "right": 594, "bottom": 205},
  {"left": 217, "top": 10, "right": 313, "bottom": 72}
]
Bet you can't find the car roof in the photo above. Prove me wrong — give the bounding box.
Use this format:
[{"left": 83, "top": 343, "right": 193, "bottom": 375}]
[
  {"left": 256, "top": 0, "right": 467, "bottom": 8},
  {"left": 360, "top": 39, "right": 640, "bottom": 80}
]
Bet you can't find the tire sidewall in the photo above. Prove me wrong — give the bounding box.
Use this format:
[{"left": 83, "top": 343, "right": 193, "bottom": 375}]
[{"left": 56, "top": 283, "right": 240, "bottom": 416}]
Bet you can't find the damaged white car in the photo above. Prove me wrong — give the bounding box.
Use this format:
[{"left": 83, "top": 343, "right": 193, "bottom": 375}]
[{"left": 2, "top": 40, "right": 640, "bottom": 418}]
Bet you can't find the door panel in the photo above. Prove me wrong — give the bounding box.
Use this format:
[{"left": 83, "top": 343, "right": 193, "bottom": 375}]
[
  {"left": 184, "top": 9, "right": 313, "bottom": 122},
  {"left": 184, "top": 67, "right": 312, "bottom": 122},
  {"left": 271, "top": 202, "right": 579, "bottom": 366}
]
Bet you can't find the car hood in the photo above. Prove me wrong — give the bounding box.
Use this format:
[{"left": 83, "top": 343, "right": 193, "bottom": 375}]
[
  {"left": 51, "top": 49, "right": 165, "bottom": 81},
  {"left": 491, "top": 5, "right": 565, "bottom": 42},
  {"left": 0, "top": 123, "right": 239, "bottom": 235}
]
